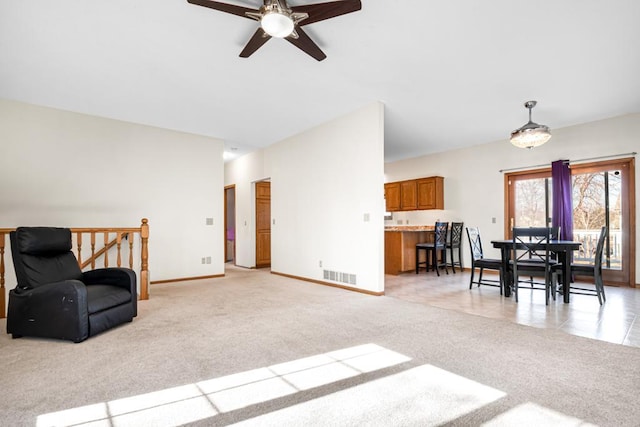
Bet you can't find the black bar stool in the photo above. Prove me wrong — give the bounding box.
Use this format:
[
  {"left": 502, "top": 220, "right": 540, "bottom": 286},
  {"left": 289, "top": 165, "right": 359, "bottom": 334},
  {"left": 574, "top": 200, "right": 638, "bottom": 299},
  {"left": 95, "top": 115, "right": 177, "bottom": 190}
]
[{"left": 416, "top": 221, "right": 449, "bottom": 276}]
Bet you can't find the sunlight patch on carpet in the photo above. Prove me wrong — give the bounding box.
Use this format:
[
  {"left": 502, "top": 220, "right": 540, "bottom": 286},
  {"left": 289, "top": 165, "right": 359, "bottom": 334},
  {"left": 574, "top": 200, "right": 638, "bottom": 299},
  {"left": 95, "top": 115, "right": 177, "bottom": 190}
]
[
  {"left": 482, "top": 402, "right": 595, "bottom": 426},
  {"left": 232, "top": 364, "right": 508, "bottom": 426},
  {"left": 36, "top": 384, "right": 217, "bottom": 427},
  {"left": 36, "top": 343, "right": 410, "bottom": 427}
]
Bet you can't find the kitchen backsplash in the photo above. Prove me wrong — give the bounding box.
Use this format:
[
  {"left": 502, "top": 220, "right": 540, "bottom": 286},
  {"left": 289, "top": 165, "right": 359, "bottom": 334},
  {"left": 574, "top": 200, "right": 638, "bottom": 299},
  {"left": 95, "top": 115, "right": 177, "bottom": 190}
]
[{"left": 385, "top": 209, "right": 458, "bottom": 226}]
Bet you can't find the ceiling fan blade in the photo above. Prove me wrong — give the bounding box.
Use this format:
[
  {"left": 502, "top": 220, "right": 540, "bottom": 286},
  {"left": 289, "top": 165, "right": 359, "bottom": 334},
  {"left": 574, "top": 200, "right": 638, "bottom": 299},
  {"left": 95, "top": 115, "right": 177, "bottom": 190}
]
[
  {"left": 285, "top": 27, "right": 326, "bottom": 61},
  {"left": 291, "top": 0, "right": 361, "bottom": 26},
  {"left": 240, "top": 28, "right": 272, "bottom": 58},
  {"left": 187, "top": 0, "right": 258, "bottom": 19}
]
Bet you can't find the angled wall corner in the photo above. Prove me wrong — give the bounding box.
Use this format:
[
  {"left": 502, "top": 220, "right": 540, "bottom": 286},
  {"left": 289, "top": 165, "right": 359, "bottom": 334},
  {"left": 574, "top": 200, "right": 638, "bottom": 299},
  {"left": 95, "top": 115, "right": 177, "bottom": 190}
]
[{"left": 267, "top": 102, "right": 386, "bottom": 293}]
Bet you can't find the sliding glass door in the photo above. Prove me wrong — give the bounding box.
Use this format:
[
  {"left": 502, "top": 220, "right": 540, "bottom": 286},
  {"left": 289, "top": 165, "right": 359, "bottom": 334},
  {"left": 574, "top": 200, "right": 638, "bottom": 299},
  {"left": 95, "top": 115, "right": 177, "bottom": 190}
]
[{"left": 505, "top": 158, "right": 635, "bottom": 286}]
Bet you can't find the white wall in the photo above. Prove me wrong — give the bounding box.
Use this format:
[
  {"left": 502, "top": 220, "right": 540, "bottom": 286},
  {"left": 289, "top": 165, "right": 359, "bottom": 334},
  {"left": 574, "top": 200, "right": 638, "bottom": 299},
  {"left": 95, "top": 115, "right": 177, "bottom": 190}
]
[
  {"left": 0, "top": 99, "right": 225, "bottom": 293},
  {"left": 225, "top": 102, "right": 386, "bottom": 293},
  {"left": 384, "top": 113, "right": 640, "bottom": 284}
]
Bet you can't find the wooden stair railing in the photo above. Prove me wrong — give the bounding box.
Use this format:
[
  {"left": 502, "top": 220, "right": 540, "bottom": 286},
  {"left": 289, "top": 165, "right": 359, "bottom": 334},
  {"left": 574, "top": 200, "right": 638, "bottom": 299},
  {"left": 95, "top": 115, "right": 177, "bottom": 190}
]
[
  {"left": 0, "top": 218, "right": 149, "bottom": 319},
  {"left": 78, "top": 232, "right": 130, "bottom": 270}
]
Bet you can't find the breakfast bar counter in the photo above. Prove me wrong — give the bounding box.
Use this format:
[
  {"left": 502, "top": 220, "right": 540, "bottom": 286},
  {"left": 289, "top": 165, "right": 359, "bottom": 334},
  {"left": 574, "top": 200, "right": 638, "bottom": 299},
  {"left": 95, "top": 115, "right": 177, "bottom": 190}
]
[{"left": 385, "top": 226, "right": 434, "bottom": 275}]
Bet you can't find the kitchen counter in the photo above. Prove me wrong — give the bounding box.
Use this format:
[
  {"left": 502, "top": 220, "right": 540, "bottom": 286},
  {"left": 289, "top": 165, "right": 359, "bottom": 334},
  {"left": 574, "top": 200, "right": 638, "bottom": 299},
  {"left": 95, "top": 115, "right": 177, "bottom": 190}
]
[
  {"left": 384, "top": 227, "right": 434, "bottom": 275},
  {"left": 385, "top": 225, "right": 434, "bottom": 232}
]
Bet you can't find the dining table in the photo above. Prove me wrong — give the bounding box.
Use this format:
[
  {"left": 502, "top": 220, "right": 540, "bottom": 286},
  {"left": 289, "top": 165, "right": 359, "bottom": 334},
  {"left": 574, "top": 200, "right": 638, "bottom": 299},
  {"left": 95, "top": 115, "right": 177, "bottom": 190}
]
[{"left": 490, "top": 239, "right": 582, "bottom": 303}]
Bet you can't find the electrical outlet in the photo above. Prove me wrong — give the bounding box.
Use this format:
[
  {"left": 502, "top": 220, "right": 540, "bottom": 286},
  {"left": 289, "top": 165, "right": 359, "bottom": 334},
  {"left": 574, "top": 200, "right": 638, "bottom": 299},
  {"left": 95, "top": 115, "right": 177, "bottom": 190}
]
[
  {"left": 201, "top": 257, "right": 205, "bottom": 264},
  {"left": 206, "top": 218, "right": 214, "bottom": 226},
  {"left": 206, "top": 256, "right": 211, "bottom": 264},
  {"left": 492, "top": 217, "right": 497, "bottom": 224},
  {"left": 363, "top": 213, "right": 370, "bottom": 222},
  {"left": 319, "top": 260, "right": 322, "bottom": 268}
]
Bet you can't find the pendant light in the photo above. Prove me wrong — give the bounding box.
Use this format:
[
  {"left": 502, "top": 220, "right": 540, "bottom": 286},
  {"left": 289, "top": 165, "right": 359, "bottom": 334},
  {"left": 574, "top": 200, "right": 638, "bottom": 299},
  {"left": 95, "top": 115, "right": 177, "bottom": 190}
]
[{"left": 510, "top": 100, "right": 551, "bottom": 149}]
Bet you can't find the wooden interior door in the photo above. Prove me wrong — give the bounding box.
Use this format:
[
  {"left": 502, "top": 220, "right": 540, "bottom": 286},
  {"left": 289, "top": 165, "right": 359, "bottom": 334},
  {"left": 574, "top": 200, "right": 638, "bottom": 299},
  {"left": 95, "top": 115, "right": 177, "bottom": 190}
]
[
  {"left": 224, "top": 185, "right": 235, "bottom": 264},
  {"left": 255, "top": 181, "right": 271, "bottom": 268}
]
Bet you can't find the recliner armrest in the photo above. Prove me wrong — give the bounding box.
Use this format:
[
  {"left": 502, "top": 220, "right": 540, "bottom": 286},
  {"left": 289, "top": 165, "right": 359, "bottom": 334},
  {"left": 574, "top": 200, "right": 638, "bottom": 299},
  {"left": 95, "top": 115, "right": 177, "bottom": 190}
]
[
  {"left": 7, "top": 279, "right": 90, "bottom": 342},
  {"left": 82, "top": 268, "right": 137, "bottom": 293},
  {"left": 11, "top": 279, "right": 87, "bottom": 302}
]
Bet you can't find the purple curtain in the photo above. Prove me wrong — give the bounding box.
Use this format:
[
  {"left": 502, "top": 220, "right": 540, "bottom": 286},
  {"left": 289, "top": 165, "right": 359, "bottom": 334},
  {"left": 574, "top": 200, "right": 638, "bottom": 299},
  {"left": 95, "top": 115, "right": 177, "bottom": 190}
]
[{"left": 551, "top": 160, "right": 573, "bottom": 241}]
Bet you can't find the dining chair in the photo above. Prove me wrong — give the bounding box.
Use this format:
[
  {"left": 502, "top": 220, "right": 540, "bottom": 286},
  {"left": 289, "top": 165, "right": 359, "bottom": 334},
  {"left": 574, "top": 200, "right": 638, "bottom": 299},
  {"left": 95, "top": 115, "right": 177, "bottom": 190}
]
[
  {"left": 466, "top": 227, "right": 503, "bottom": 294},
  {"left": 527, "top": 226, "right": 560, "bottom": 261},
  {"left": 551, "top": 226, "right": 607, "bottom": 305},
  {"left": 416, "top": 221, "right": 449, "bottom": 276},
  {"left": 447, "top": 222, "right": 464, "bottom": 273},
  {"left": 518, "top": 226, "right": 560, "bottom": 286},
  {"left": 511, "top": 227, "right": 555, "bottom": 304}
]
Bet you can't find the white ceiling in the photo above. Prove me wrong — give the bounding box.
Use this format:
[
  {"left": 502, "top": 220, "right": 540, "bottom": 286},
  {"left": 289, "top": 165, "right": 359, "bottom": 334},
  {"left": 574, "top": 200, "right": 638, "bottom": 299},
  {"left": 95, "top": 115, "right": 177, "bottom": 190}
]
[{"left": 1, "top": 0, "right": 639, "bottom": 162}]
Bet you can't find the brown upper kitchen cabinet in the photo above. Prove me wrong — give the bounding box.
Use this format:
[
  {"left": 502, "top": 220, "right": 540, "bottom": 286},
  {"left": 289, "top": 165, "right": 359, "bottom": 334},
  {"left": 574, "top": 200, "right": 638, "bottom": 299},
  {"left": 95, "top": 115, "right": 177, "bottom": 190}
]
[
  {"left": 417, "top": 176, "right": 444, "bottom": 210},
  {"left": 384, "top": 182, "right": 401, "bottom": 211},
  {"left": 385, "top": 176, "right": 444, "bottom": 212},
  {"left": 400, "top": 180, "right": 418, "bottom": 210}
]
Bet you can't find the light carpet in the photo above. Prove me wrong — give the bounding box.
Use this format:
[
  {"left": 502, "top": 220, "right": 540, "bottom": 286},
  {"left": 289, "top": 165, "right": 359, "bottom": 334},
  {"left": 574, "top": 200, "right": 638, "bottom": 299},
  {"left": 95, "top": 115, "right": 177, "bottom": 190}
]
[{"left": 1, "top": 266, "right": 639, "bottom": 426}]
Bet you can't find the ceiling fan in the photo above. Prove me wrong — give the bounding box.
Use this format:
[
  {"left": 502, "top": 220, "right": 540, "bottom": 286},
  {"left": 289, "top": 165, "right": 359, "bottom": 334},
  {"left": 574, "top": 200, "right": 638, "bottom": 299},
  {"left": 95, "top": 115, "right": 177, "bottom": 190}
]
[{"left": 187, "top": 0, "right": 362, "bottom": 61}]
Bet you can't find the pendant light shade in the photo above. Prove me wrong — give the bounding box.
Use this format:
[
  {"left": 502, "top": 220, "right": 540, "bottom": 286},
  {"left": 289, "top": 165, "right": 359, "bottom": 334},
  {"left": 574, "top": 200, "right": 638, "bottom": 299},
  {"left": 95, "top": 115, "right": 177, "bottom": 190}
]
[{"left": 510, "top": 100, "right": 551, "bottom": 149}]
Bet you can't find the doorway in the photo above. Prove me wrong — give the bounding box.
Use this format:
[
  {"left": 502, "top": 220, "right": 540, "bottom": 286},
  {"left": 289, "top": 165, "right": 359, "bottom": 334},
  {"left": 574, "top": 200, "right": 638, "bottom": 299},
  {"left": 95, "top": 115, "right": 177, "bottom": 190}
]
[{"left": 224, "top": 185, "right": 236, "bottom": 264}]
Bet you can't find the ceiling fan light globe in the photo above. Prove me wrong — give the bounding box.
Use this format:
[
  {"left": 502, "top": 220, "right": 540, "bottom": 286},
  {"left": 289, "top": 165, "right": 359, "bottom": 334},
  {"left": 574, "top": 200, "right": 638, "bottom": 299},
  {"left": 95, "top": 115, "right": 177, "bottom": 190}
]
[{"left": 261, "top": 12, "right": 294, "bottom": 38}]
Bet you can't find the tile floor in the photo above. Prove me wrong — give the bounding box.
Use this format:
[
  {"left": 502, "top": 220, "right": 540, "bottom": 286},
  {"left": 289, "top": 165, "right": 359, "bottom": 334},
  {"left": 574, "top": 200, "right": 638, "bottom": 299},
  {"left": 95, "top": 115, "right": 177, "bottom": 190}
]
[{"left": 384, "top": 268, "right": 640, "bottom": 348}]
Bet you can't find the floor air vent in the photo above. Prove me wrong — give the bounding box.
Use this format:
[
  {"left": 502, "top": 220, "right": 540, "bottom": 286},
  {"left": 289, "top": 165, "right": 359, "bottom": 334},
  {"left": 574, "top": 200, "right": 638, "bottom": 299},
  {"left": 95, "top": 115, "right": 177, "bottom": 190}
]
[{"left": 323, "top": 269, "right": 357, "bottom": 285}]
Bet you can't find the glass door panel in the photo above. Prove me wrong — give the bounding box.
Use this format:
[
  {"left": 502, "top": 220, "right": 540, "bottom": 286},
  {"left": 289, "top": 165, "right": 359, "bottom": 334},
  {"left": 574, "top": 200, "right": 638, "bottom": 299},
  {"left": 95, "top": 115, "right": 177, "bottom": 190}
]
[
  {"left": 505, "top": 170, "right": 550, "bottom": 238},
  {"left": 515, "top": 178, "right": 550, "bottom": 227},
  {"left": 571, "top": 161, "right": 630, "bottom": 285}
]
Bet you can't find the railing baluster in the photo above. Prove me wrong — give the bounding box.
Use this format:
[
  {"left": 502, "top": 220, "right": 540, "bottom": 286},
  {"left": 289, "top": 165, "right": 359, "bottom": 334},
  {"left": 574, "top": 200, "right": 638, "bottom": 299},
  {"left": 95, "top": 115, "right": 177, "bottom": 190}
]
[
  {"left": 77, "top": 232, "right": 83, "bottom": 267},
  {"left": 129, "top": 233, "right": 134, "bottom": 269},
  {"left": 91, "top": 232, "right": 96, "bottom": 269},
  {"left": 103, "top": 232, "right": 109, "bottom": 268},
  {"left": 116, "top": 232, "right": 122, "bottom": 267},
  {"left": 140, "top": 218, "right": 149, "bottom": 300}
]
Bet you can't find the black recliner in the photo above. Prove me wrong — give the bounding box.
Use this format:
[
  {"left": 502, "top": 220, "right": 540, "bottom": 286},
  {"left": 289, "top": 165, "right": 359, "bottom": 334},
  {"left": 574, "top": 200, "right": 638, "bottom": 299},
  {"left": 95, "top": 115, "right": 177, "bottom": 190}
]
[{"left": 7, "top": 227, "right": 137, "bottom": 342}]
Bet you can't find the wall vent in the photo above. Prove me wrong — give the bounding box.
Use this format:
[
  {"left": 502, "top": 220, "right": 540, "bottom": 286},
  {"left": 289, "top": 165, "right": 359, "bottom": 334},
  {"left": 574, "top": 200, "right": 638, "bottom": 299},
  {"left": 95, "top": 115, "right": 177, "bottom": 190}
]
[{"left": 323, "top": 269, "right": 357, "bottom": 286}]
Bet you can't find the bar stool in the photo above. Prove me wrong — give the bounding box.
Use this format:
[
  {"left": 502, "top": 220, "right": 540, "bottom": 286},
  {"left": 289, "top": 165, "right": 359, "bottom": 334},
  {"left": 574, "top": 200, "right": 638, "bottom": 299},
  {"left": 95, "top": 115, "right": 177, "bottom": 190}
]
[
  {"left": 447, "top": 222, "right": 464, "bottom": 273},
  {"left": 416, "top": 221, "right": 449, "bottom": 276}
]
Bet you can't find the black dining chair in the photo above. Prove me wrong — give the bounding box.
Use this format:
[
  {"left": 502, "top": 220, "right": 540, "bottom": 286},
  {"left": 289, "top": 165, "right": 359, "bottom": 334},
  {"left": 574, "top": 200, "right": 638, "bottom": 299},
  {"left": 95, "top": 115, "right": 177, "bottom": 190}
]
[
  {"left": 524, "top": 226, "right": 560, "bottom": 263},
  {"left": 511, "top": 227, "right": 555, "bottom": 304},
  {"left": 517, "top": 226, "right": 560, "bottom": 288},
  {"left": 447, "top": 222, "right": 464, "bottom": 273},
  {"left": 416, "top": 221, "right": 449, "bottom": 276},
  {"left": 466, "top": 227, "right": 503, "bottom": 294},
  {"left": 551, "top": 226, "right": 607, "bottom": 305}
]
